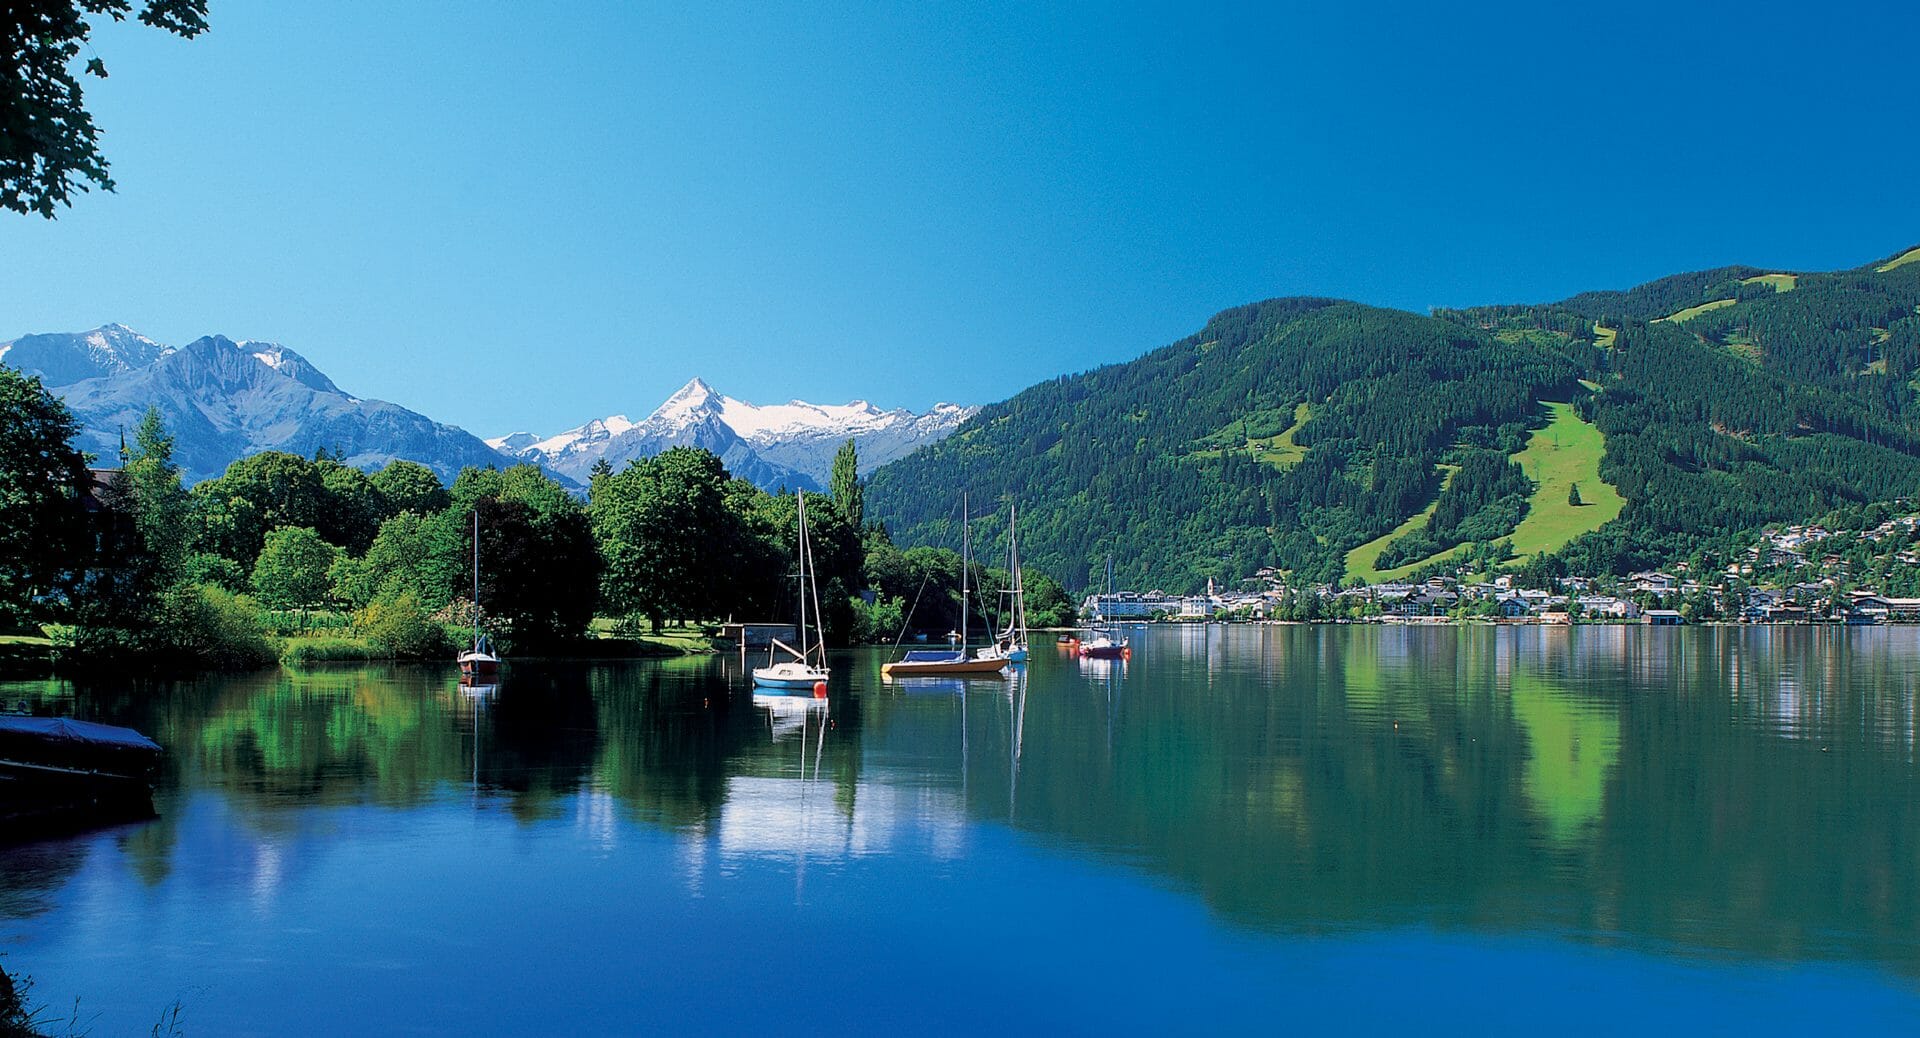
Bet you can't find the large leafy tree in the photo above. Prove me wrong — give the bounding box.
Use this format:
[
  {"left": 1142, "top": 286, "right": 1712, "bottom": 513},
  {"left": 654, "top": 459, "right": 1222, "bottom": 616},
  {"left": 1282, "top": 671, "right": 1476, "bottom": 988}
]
[
  {"left": 754, "top": 489, "right": 861, "bottom": 642},
  {"left": 2, "top": 0, "right": 209, "bottom": 217},
  {"left": 467, "top": 495, "right": 598, "bottom": 651},
  {"left": 370, "top": 459, "right": 449, "bottom": 516},
  {"left": 429, "top": 463, "right": 600, "bottom": 649},
  {"left": 331, "top": 511, "right": 449, "bottom": 610},
  {"left": 314, "top": 458, "right": 382, "bottom": 553},
  {"left": 191, "top": 451, "right": 328, "bottom": 564},
  {"left": 250, "top": 525, "right": 339, "bottom": 610},
  {"left": 190, "top": 451, "right": 392, "bottom": 561},
  {"left": 0, "top": 364, "right": 89, "bottom": 623},
  {"left": 590, "top": 447, "right": 745, "bottom": 631}
]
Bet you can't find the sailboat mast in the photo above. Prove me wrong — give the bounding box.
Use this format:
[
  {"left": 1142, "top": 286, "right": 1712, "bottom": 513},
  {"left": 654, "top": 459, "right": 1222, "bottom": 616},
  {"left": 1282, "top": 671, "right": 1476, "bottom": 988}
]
[
  {"left": 960, "top": 492, "right": 970, "bottom": 652},
  {"left": 471, "top": 508, "right": 480, "bottom": 649},
  {"left": 1010, "top": 503, "right": 1024, "bottom": 638},
  {"left": 796, "top": 491, "right": 809, "bottom": 661},
  {"left": 804, "top": 491, "right": 827, "bottom": 666}
]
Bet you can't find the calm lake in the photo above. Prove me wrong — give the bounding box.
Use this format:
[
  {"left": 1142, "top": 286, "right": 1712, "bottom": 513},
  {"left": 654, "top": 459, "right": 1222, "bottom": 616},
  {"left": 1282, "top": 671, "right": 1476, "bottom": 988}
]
[{"left": 4, "top": 625, "right": 1919, "bottom": 1034}]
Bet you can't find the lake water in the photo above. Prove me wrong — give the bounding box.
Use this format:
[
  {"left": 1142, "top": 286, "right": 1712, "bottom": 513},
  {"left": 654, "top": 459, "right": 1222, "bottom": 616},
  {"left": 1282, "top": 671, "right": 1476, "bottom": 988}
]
[{"left": 3, "top": 625, "right": 1919, "bottom": 1034}]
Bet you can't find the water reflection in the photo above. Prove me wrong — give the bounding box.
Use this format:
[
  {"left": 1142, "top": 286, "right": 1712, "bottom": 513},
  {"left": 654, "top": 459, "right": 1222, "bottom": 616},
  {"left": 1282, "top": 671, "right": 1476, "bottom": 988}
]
[{"left": 3, "top": 626, "right": 1920, "bottom": 978}]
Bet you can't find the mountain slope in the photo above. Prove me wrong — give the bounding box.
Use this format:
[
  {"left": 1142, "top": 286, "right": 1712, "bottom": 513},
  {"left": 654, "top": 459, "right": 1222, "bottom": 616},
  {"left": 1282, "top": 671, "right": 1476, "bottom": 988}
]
[
  {"left": 7, "top": 328, "right": 512, "bottom": 485},
  {"left": 868, "top": 300, "right": 1583, "bottom": 591},
  {"left": 870, "top": 244, "right": 1920, "bottom": 592},
  {"left": 490, "top": 378, "right": 972, "bottom": 490}
]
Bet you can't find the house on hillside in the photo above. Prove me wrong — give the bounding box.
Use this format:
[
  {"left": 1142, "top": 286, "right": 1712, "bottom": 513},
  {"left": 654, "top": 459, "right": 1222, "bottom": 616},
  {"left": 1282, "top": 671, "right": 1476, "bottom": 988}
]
[{"left": 1627, "top": 571, "right": 1678, "bottom": 594}]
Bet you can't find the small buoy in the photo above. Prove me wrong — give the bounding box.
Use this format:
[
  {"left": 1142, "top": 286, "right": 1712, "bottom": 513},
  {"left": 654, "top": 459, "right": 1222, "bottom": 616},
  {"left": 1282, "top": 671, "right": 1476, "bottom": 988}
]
[{"left": 813, "top": 681, "right": 828, "bottom": 698}]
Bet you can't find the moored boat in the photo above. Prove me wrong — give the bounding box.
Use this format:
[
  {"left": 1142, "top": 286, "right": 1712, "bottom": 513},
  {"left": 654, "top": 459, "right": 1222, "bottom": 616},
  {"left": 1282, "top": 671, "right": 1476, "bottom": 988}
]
[
  {"left": 1077, "top": 630, "right": 1130, "bottom": 659},
  {"left": 980, "top": 503, "right": 1031, "bottom": 664},
  {"left": 1077, "top": 558, "right": 1131, "bottom": 660},
  {"left": 0, "top": 716, "right": 163, "bottom": 830},
  {"left": 882, "top": 494, "right": 1007, "bottom": 680},
  {"left": 459, "top": 508, "right": 503, "bottom": 686},
  {"left": 754, "top": 491, "right": 831, "bottom": 691},
  {"left": 884, "top": 648, "right": 1018, "bottom": 677},
  {"left": 459, "top": 634, "right": 500, "bottom": 684}
]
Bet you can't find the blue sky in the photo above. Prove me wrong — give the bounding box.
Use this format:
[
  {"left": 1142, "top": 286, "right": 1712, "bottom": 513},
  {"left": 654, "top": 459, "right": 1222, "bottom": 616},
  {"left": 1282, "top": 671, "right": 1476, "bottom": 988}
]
[{"left": 2, "top": 1, "right": 1916, "bottom": 436}]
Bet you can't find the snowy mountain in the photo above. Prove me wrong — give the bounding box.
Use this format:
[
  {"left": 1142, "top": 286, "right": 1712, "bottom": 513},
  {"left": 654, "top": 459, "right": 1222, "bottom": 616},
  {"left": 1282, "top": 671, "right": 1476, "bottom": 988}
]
[
  {"left": 489, "top": 378, "right": 974, "bottom": 490},
  {"left": 5, "top": 326, "right": 513, "bottom": 485},
  {"left": 0, "top": 323, "right": 172, "bottom": 386}
]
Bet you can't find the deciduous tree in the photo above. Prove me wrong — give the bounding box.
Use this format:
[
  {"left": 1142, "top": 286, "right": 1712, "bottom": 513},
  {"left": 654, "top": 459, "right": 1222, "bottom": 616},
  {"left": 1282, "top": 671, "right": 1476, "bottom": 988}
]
[
  {"left": 0, "top": 365, "right": 89, "bottom": 623},
  {"left": 251, "top": 526, "right": 340, "bottom": 610},
  {"left": 1, "top": 0, "right": 209, "bottom": 217}
]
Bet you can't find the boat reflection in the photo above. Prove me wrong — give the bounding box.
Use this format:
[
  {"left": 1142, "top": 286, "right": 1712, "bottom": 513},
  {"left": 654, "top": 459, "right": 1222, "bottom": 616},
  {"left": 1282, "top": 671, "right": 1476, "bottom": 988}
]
[{"left": 751, "top": 689, "right": 829, "bottom": 746}]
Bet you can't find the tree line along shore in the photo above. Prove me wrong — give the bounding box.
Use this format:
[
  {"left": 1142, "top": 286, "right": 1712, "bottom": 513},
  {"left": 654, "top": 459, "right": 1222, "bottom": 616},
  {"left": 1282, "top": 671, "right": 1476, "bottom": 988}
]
[{"left": 0, "top": 366, "right": 1075, "bottom": 675}]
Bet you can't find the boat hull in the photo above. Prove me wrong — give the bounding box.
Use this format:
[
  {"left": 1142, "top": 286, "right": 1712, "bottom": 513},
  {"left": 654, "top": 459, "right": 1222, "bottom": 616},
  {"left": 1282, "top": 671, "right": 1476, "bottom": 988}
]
[
  {"left": 752, "top": 663, "right": 829, "bottom": 690},
  {"left": 882, "top": 657, "right": 1010, "bottom": 677},
  {"left": 0, "top": 717, "right": 162, "bottom": 831},
  {"left": 1078, "top": 643, "right": 1130, "bottom": 659}
]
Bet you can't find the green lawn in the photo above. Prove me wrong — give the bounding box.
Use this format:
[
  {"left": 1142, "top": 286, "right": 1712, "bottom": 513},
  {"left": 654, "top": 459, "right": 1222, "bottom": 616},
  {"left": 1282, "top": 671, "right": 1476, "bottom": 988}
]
[
  {"left": 1195, "top": 401, "right": 1311, "bottom": 470},
  {"left": 1741, "top": 273, "right": 1798, "bottom": 293},
  {"left": 1654, "top": 297, "right": 1736, "bottom": 323},
  {"left": 1592, "top": 325, "right": 1617, "bottom": 349},
  {"left": 1253, "top": 402, "right": 1312, "bottom": 469},
  {"left": 1505, "top": 401, "right": 1624, "bottom": 558},
  {"left": 1878, "top": 247, "right": 1920, "bottom": 273},
  {"left": 587, "top": 619, "right": 714, "bottom": 655},
  {"left": 1343, "top": 464, "right": 1459, "bottom": 583},
  {"left": 0, "top": 633, "right": 55, "bottom": 670},
  {"left": 0, "top": 634, "right": 52, "bottom": 646}
]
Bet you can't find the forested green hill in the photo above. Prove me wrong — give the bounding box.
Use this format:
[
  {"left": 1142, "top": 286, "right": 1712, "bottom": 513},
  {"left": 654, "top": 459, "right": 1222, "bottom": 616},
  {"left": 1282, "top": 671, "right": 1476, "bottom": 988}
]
[
  {"left": 868, "top": 243, "right": 1920, "bottom": 593},
  {"left": 868, "top": 301, "right": 1581, "bottom": 591}
]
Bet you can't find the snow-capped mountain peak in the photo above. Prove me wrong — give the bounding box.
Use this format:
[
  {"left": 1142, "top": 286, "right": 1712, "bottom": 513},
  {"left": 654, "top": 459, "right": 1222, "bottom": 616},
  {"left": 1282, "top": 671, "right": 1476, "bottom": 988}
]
[
  {"left": 510, "top": 414, "right": 638, "bottom": 457},
  {"left": 653, "top": 378, "right": 723, "bottom": 426},
  {"left": 493, "top": 379, "right": 977, "bottom": 490},
  {"left": 0, "top": 323, "right": 172, "bottom": 384}
]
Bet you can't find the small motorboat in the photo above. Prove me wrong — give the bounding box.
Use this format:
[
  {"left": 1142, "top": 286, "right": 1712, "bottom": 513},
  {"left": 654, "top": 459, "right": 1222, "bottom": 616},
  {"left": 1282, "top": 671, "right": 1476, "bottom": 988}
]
[{"left": 0, "top": 716, "right": 163, "bottom": 830}]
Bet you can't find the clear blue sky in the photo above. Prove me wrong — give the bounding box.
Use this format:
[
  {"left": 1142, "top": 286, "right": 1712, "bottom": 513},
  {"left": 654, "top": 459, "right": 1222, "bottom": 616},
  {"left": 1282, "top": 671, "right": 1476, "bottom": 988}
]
[{"left": 3, "top": 1, "right": 1916, "bottom": 437}]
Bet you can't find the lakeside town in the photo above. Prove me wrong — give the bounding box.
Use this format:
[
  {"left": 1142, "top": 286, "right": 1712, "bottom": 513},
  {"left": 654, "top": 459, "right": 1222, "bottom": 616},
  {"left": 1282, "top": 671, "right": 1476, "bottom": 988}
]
[{"left": 1087, "top": 513, "right": 1920, "bottom": 626}]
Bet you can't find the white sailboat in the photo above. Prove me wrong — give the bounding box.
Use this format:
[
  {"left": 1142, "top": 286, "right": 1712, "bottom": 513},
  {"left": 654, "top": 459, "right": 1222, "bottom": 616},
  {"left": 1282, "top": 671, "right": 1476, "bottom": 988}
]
[
  {"left": 457, "top": 508, "right": 501, "bottom": 685},
  {"left": 980, "top": 503, "right": 1030, "bottom": 664},
  {"left": 1078, "top": 557, "right": 1131, "bottom": 660},
  {"left": 753, "top": 491, "right": 831, "bottom": 691}
]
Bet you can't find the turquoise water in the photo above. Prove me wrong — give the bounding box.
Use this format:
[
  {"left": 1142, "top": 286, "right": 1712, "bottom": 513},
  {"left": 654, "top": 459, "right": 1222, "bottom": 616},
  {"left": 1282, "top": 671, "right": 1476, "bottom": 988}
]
[{"left": 4, "top": 625, "right": 1919, "bottom": 1033}]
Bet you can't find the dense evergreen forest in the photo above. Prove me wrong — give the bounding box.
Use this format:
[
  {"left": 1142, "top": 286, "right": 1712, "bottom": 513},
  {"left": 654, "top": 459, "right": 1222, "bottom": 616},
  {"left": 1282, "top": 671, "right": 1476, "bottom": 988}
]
[{"left": 868, "top": 245, "right": 1920, "bottom": 592}]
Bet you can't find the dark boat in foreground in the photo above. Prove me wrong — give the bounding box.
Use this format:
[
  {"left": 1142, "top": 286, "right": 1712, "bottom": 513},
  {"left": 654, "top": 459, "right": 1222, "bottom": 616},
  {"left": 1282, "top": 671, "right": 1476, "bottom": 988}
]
[{"left": 0, "top": 716, "right": 163, "bottom": 832}]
